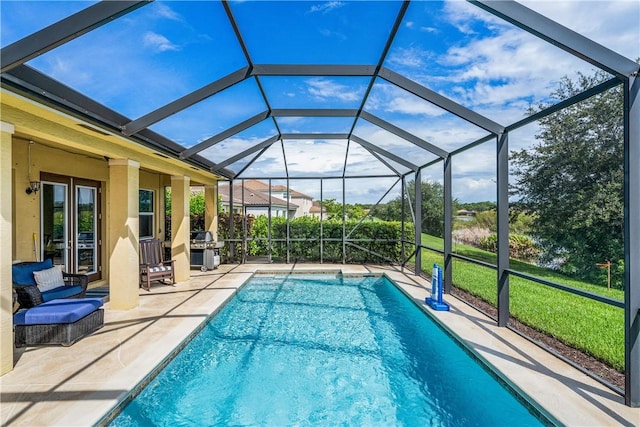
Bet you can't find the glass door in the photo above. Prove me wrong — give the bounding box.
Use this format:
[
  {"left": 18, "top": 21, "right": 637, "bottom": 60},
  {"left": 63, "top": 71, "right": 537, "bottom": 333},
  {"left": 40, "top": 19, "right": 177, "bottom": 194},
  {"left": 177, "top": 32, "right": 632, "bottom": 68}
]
[
  {"left": 41, "top": 182, "right": 68, "bottom": 269},
  {"left": 76, "top": 185, "right": 97, "bottom": 276},
  {"left": 40, "top": 174, "right": 102, "bottom": 282}
]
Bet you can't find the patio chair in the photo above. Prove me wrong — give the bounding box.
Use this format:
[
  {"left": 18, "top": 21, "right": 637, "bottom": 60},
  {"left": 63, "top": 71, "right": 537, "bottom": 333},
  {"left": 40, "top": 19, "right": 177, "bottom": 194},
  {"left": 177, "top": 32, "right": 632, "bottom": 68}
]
[{"left": 139, "top": 238, "right": 175, "bottom": 291}]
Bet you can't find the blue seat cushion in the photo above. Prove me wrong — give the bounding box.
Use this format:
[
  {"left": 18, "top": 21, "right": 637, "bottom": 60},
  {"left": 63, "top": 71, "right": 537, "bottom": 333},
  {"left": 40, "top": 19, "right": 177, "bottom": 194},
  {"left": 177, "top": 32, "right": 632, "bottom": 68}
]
[
  {"left": 41, "top": 285, "right": 84, "bottom": 302},
  {"left": 13, "top": 298, "right": 104, "bottom": 325},
  {"left": 12, "top": 259, "right": 53, "bottom": 285}
]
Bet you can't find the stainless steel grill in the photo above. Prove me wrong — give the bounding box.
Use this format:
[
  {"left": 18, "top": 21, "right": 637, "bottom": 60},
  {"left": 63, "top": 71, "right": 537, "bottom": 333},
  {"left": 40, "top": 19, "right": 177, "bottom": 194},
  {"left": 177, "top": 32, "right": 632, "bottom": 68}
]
[
  {"left": 190, "top": 231, "right": 215, "bottom": 250},
  {"left": 190, "top": 231, "right": 223, "bottom": 271}
]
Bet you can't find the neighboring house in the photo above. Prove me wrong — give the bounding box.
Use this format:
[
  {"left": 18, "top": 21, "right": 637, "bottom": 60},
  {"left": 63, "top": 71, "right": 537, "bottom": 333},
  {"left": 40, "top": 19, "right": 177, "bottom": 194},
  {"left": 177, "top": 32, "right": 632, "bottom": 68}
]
[
  {"left": 218, "top": 181, "right": 298, "bottom": 219},
  {"left": 309, "top": 200, "right": 326, "bottom": 219},
  {"left": 218, "top": 180, "right": 321, "bottom": 219}
]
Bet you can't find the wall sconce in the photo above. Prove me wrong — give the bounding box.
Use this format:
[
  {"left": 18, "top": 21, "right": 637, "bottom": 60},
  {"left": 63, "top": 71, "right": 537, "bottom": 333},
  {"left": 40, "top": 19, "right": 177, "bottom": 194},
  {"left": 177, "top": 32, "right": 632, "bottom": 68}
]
[
  {"left": 25, "top": 140, "right": 40, "bottom": 195},
  {"left": 26, "top": 181, "right": 41, "bottom": 195}
]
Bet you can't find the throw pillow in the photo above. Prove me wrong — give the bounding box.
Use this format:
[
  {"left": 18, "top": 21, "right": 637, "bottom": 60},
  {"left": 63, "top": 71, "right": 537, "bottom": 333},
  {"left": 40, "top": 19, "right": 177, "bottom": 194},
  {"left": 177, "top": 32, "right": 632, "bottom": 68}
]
[{"left": 33, "top": 266, "right": 65, "bottom": 292}]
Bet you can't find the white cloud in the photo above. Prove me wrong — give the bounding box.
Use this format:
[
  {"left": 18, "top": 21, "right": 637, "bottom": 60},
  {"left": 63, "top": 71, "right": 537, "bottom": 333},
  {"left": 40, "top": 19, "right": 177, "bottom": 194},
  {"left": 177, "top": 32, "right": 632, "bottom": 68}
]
[
  {"left": 283, "top": 139, "right": 348, "bottom": 175},
  {"left": 318, "top": 28, "right": 347, "bottom": 41},
  {"left": 440, "top": 28, "right": 594, "bottom": 105},
  {"left": 308, "top": 1, "right": 346, "bottom": 14},
  {"left": 305, "top": 78, "right": 364, "bottom": 102},
  {"left": 387, "top": 46, "right": 432, "bottom": 69},
  {"left": 143, "top": 31, "right": 179, "bottom": 52},
  {"left": 153, "top": 4, "right": 183, "bottom": 22},
  {"left": 442, "top": 0, "right": 506, "bottom": 35},
  {"left": 452, "top": 177, "right": 496, "bottom": 203},
  {"left": 366, "top": 83, "right": 446, "bottom": 117},
  {"left": 519, "top": 0, "right": 639, "bottom": 60},
  {"left": 390, "top": 0, "right": 639, "bottom": 127},
  {"left": 386, "top": 95, "right": 445, "bottom": 117}
]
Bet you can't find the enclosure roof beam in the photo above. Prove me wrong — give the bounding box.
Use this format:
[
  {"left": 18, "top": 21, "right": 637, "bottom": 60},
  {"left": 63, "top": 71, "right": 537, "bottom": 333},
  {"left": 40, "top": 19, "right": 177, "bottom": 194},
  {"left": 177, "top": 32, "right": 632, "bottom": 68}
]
[
  {"left": 507, "top": 77, "right": 621, "bottom": 132},
  {"left": 122, "top": 67, "right": 251, "bottom": 136},
  {"left": 379, "top": 67, "right": 504, "bottom": 135},
  {"left": 251, "top": 64, "right": 376, "bottom": 77},
  {"left": 470, "top": 0, "right": 640, "bottom": 80},
  {"left": 179, "top": 111, "right": 270, "bottom": 159},
  {"left": 271, "top": 109, "right": 358, "bottom": 117},
  {"left": 0, "top": 1, "right": 150, "bottom": 73},
  {"left": 351, "top": 135, "right": 417, "bottom": 171},
  {"left": 211, "top": 135, "right": 280, "bottom": 173},
  {"left": 370, "top": 150, "right": 404, "bottom": 177},
  {"left": 361, "top": 111, "right": 449, "bottom": 159},
  {"left": 281, "top": 133, "right": 349, "bottom": 140},
  {"left": 222, "top": 2, "right": 284, "bottom": 142},
  {"left": 348, "top": 1, "right": 410, "bottom": 136},
  {"left": 450, "top": 134, "right": 496, "bottom": 157},
  {"left": 236, "top": 174, "right": 400, "bottom": 180},
  {"left": 233, "top": 143, "right": 274, "bottom": 180}
]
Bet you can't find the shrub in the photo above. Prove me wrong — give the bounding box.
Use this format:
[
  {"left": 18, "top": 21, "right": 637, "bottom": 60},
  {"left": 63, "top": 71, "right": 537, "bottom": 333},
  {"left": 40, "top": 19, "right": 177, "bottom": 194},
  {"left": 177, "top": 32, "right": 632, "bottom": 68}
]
[
  {"left": 248, "top": 215, "right": 408, "bottom": 263},
  {"left": 478, "top": 233, "right": 540, "bottom": 262}
]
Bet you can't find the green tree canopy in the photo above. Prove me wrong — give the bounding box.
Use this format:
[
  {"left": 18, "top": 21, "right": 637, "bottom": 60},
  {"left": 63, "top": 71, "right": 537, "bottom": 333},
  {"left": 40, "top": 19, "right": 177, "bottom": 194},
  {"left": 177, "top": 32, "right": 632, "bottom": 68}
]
[
  {"left": 371, "top": 180, "right": 448, "bottom": 238},
  {"left": 511, "top": 70, "right": 624, "bottom": 287}
]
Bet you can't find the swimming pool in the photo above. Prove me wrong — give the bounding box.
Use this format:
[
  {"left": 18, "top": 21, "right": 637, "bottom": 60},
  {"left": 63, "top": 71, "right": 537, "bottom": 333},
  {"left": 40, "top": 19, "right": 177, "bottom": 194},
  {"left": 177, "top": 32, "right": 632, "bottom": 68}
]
[{"left": 108, "top": 273, "right": 551, "bottom": 426}]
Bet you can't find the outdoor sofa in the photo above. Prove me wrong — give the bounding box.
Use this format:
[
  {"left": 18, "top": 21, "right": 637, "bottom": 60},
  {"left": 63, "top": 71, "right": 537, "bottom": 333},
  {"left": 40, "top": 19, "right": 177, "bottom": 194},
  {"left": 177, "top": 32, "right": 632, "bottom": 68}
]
[{"left": 12, "top": 260, "right": 104, "bottom": 346}]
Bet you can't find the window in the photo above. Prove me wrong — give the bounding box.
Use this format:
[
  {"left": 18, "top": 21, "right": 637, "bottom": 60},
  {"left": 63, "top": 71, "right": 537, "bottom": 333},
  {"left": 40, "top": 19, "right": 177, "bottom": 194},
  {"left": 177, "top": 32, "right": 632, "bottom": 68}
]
[{"left": 139, "top": 189, "right": 154, "bottom": 239}]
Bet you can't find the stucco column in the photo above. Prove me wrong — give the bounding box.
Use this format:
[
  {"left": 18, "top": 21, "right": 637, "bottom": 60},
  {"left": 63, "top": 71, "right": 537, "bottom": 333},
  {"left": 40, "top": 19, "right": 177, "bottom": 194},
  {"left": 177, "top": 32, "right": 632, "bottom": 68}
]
[
  {"left": 108, "top": 159, "right": 140, "bottom": 309},
  {"left": 171, "top": 175, "right": 190, "bottom": 281},
  {"left": 204, "top": 184, "right": 218, "bottom": 241},
  {"left": 1, "top": 122, "right": 15, "bottom": 375}
]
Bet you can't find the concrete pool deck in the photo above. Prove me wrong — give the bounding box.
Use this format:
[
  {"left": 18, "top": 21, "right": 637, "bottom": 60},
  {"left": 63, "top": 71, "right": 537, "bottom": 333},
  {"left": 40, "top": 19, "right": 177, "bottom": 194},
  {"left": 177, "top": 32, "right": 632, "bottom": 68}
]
[{"left": 1, "top": 264, "right": 638, "bottom": 426}]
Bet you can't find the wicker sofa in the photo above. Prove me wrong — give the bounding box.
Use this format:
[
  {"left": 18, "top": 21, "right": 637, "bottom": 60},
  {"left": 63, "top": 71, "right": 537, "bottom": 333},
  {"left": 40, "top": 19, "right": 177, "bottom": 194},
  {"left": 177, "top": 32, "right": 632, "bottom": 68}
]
[{"left": 12, "top": 260, "right": 102, "bottom": 347}]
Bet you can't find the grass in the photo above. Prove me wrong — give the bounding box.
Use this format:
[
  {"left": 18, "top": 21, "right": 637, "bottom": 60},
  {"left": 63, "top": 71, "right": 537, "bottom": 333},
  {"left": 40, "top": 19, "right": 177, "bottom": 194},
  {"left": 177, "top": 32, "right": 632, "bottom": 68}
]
[{"left": 419, "top": 234, "right": 625, "bottom": 372}]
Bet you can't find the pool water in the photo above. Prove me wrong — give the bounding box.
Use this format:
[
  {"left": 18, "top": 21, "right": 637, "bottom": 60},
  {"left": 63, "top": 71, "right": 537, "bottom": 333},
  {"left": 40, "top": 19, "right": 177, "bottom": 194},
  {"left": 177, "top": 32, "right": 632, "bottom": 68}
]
[{"left": 110, "top": 274, "right": 548, "bottom": 426}]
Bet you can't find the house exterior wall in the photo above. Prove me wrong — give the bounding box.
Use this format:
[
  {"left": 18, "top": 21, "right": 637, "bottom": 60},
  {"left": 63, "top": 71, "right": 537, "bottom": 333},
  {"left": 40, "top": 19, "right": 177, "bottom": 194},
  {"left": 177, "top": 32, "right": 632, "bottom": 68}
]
[
  {"left": 10, "top": 140, "right": 170, "bottom": 285},
  {"left": 0, "top": 90, "right": 222, "bottom": 361},
  {"left": 245, "top": 207, "right": 270, "bottom": 217},
  {"left": 3, "top": 91, "right": 217, "bottom": 278},
  {"left": 11, "top": 139, "right": 110, "bottom": 262},
  {"left": 291, "top": 197, "right": 313, "bottom": 218}
]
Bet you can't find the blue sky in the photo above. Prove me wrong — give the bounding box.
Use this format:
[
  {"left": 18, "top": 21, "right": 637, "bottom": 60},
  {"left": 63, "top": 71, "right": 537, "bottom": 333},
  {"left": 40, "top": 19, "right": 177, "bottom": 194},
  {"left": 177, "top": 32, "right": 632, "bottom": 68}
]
[{"left": 1, "top": 0, "right": 638, "bottom": 204}]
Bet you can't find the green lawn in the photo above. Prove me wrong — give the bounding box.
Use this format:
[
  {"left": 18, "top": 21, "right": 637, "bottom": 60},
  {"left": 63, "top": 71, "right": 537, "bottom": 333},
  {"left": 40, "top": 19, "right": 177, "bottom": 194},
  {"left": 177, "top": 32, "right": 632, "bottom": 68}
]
[{"left": 419, "top": 234, "right": 625, "bottom": 372}]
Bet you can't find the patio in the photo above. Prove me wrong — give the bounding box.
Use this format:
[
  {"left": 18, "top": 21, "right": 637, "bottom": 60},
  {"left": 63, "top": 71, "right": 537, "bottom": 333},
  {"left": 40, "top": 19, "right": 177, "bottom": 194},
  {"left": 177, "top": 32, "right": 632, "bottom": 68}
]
[{"left": 1, "top": 266, "right": 638, "bottom": 426}]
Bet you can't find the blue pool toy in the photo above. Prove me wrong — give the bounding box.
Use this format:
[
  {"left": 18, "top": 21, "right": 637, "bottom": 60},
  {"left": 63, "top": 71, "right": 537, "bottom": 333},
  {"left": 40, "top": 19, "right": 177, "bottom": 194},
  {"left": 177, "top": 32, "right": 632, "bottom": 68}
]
[{"left": 426, "top": 263, "right": 450, "bottom": 311}]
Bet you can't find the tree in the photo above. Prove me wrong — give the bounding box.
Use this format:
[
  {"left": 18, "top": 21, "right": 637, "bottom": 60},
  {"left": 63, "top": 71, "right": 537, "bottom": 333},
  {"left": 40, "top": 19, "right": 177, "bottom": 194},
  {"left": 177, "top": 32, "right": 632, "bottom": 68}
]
[
  {"left": 371, "top": 180, "right": 449, "bottom": 238},
  {"left": 319, "top": 198, "right": 343, "bottom": 220},
  {"left": 511, "top": 70, "right": 624, "bottom": 287}
]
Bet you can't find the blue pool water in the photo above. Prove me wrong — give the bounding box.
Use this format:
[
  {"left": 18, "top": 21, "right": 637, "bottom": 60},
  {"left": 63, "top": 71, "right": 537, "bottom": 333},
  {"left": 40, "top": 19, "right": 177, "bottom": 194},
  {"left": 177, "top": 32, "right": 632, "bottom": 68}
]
[{"left": 110, "top": 274, "right": 548, "bottom": 426}]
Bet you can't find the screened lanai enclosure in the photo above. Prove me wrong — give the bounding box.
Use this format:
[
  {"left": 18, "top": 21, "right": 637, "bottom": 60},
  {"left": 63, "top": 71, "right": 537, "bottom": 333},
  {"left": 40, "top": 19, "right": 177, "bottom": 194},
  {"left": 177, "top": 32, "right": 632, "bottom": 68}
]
[{"left": 1, "top": 0, "right": 638, "bottom": 407}]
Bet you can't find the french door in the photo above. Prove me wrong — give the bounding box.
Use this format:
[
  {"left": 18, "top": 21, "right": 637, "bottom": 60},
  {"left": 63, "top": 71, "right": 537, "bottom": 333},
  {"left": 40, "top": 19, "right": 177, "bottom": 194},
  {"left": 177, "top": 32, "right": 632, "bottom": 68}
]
[{"left": 40, "top": 173, "right": 102, "bottom": 282}]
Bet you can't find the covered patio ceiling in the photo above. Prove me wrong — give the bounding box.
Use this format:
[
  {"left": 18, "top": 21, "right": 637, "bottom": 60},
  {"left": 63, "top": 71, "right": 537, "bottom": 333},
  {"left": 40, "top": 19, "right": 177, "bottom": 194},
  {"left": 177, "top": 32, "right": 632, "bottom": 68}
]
[{"left": 1, "top": 0, "right": 637, "bottom": 187}]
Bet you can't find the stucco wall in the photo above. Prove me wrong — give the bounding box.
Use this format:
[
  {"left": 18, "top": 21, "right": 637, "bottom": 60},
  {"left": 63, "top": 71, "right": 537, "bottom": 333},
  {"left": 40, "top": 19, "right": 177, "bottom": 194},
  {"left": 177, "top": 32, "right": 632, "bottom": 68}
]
[
  {"left": 12, "top": 139, "right": 110, "bottom": 262},
  {"left": 11, "top": 138, "right": 169, "bottom": 285}
]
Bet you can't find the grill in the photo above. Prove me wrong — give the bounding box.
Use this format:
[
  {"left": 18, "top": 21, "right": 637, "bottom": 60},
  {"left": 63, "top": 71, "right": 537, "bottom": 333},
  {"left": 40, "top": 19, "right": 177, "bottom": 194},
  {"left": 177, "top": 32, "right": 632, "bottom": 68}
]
[
  {"left": 190, "top": 231, "right": 215, "bottom": 251},
  {"left": 190, "top": 231, "right": 223, "bottom": 271}
]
